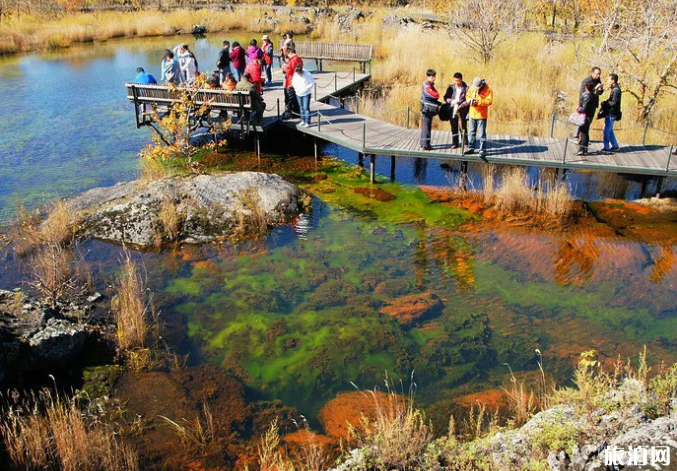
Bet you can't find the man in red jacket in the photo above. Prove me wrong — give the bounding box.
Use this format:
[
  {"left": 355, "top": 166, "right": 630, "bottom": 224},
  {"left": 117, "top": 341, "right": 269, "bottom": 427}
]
[{"left": 282, "top": 47, "right": 303, "bottom": 119}]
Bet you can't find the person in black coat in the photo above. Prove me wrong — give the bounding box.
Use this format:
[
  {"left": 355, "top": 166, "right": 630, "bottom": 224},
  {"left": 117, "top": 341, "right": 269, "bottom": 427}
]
[
  {"left": 601, "top": 73, "right": 622, "bottom": 153},
  {"left": 576, "top": 81, "right": 597, "bottom": 156},
  {"left": 576, "top": 67, "right": 604, "bottom": 138},
  {"left": 443, "top": 72, "right": 469, "bottom": 149},
  {"left": 217, "top": 40, "right": 231, "bottom": 84}
]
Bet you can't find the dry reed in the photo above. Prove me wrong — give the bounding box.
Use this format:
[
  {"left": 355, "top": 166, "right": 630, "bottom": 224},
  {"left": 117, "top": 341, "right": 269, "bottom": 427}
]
[
  {"left": 112, "top": 253, "right": 150, "bottom": 351},
  {"left": 0, "top": 389, "right": 137, "bottom": 471},
  {"left": 351, "top": 387, "right": 433, "bottom": 469}
]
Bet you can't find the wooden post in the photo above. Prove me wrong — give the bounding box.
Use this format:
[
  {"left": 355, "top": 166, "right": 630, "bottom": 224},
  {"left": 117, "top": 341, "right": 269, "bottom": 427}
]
[
  {"left": 356, "top": 95, "right": 359, "bottom": 114},
  {"left": 460, "top": 130, "right": 466, "bottom": 155},
  {"left": 334, "top": 73, "right": 337, "bottom": 92},
  {"left": 562, "top": 138, "right": 569, "bottom": 164},
  {"left": 406, "top": 107, "right": 410, "bottom": 129},
  {"left": 358, "top": 153, "right": 364, "bottom": 168},
  {"left": 314, "top": 137, "right": 319, "bottom": 162},
  {"left": 656, "top": 176, "right": 665, "bottom": 198},
  {"left": 642, "top": 121, "right": 649, "bottom": 145},
  {"left": 353, "top": 66, "right": 356, "bottom": 83},
  {"left": 276, "top": 98, "right": 280, "bottom": 120},
  {"left": 550, "top": 111, "right": 557, "bottom": 138},
  {"left": 256, "top": 133, "right": 261, "bottom": 159},
  {"left": 318, "top": 112, "right": 322, "bottom": 132},
  {"left": 131, "top": 85, "right": 141, "bottom": 128},
  {"left": 390, "top": 155, "right": 396, "bottom": 182},
  {"left": 362, "top": 122, "right": 366, "bottom": 150},
  {"left": 556, "top": 167, "right": 563, "bottom": 184},
  {"left": 314, "top": 82, "right": 317, "bottom": 101},
  {"left": 666, "top": 145, "right": 674, "bottom": 172},
  {"left": 460, "top": 161, "right": 468, "bottom": 191},
  {"left": 370, "top": 154, "right": 376, "bottom": 184}
]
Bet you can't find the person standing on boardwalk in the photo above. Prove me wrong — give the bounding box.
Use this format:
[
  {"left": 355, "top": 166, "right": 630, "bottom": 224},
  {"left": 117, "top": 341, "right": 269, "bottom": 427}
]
[
  {"left": 601, "top": 73, "right": 621, "bottom": 155},
  {"left": 216, "top": 40, "right": 231, "bottom": 84},
  {"left": 576, "top": 81, "right": 596, "bottom": 156},
  {"left": 161, "top": 50, "right": 182, "bottom": 85},
  {"left": 247, "top": 39, "right": 264, "bottom": 62},
  {"left": 419, "top": 69, "right": 440, "bottom": 151},
  {"left": 292, "top": 65, "right": 315, "bottom": 127},
  {"left": 282, "top": 47, "right": 303, "bottom": 119},
  {"left": 576, "top": 66, "right": 604, "bottom": 138},
  {"left": 181, "top": 52, "right": 199, "bottom": 85},
  {"left": 245, "top": 58, "right": 265, "bottom": 94},
  {"left": 173, "top": 44, "right": 191, "bottom": 81},
  {"left": 135, "top": 67, "right": 157, "bottom": 84},
  {"left": 230, "top": 42, "right": 246, "bottom": 82},
  {"left": 464, "top": 77, "right": 493, "bottom": 157},
  {"left": 261, "top": 35, "right": 274, "bottom": 85},
  {"left": 280, "top": 31, "right": 296, "bottom": 65},
  {"left": 443, "top": 72, "right": 469, "bottom": 149}
]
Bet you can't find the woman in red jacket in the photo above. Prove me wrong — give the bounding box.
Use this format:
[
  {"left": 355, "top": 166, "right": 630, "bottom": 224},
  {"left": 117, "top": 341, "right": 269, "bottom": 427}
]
[
  {"left": 244, "top": 59, "right": 265, "bottom": 94},
  {"left": 229, "top": 42, "right": 246, "bottom": 81},
  {"left": 282, "top": 47, "right": 303, "bottom": 119}
]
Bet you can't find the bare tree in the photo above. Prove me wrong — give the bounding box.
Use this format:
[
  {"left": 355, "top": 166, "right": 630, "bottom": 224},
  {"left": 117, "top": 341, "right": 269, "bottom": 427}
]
[
  {"left": 595, "top": 0, "right": 677, "bottom": 122},
  {"left": 449, "top": 0, "right": 525, "bottom": 64}
]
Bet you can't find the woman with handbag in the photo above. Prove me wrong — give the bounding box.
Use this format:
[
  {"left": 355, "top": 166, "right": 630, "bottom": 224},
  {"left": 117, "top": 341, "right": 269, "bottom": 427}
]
[
  {"left": 420, "top": 69, "right": 440, "bottom": 151},
  {"left": 576, "top": 81, "right": 597, "bottom": 156}
]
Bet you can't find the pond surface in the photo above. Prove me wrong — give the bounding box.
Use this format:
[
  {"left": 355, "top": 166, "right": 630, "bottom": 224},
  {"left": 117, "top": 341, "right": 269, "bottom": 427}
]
[{"left": 1, "top": 37, "right": 677, "bottom": 432}]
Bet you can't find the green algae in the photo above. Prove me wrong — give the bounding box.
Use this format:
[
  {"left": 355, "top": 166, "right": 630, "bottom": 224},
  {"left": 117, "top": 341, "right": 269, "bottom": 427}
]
[{"left": 297, "top": 160, "right": 474, "bottom": 228}]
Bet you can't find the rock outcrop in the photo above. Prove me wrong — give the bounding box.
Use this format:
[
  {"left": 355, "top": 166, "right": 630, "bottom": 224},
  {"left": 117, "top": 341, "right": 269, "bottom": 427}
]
[
  {"left": 0, "top": 290, "right": 91, "bottom": 383},
  {"left": 66, "top": 172, "right": 303, "bottom": 248}
]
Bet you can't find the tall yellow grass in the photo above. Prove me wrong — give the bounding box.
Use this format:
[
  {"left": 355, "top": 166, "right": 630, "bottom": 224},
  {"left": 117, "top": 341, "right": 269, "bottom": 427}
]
[
  {"left": 112, "top": 253, "right": 150, "bottom": 351},
  {"left": 493, "top": 167, "right": 572, "bottom": 218},
  {"left": 0, "top": 389, "right": 138, "bottom": 471}
]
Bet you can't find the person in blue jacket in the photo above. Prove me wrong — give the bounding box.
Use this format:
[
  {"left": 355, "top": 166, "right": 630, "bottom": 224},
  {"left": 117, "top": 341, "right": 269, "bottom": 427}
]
[{"left": 134, "top": 67, "right": 157, "bottom": 84}]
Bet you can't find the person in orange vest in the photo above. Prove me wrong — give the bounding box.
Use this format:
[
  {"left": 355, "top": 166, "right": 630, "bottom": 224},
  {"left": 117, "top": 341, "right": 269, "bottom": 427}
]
[{"left": 464, "top": 77, "right": 493, "bottom": 158}]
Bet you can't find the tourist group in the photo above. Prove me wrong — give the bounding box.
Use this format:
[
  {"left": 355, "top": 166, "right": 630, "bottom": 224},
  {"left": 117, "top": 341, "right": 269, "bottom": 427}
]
[
  {"left": 419, "top": 67, "right": 634, "bottom": 156},
  {"left": 133, "top": 31, "right": 315, "bottom": 126}
]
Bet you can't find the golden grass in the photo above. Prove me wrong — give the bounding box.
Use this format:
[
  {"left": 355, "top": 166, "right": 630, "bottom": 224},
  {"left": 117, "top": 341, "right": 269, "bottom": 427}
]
[
  {"left": 0, "top": 8, "right": 261, "bottom": 55},
  {"left": 0, "top": 389, "right": 137, "bottom": 471},
  {"left": 10, "top": 200, "right": 80, "bottom": 257},
  {"left": 159, "top": 403, "right": 215, "bottom": 453},
  {"left": 492, "top": 167, "right": 573, "bottom": 218},
  {"left": 351, "top": 389, "right": 433, "bottom": 469},
  {"left": 158, "top": 198, "right": 181, "bottom": 243},
  {"left": 112, "top": 253, "right": 150, "bottom": 351}
]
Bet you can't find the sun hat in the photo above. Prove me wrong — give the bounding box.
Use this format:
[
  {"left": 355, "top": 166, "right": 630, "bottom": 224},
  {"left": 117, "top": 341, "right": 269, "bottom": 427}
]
[
  {"left": 262, "top": 34, "right": 270, "bottom": 40},
  {"left": 472, "top": 77, "right": 484, "bottom": 89}
]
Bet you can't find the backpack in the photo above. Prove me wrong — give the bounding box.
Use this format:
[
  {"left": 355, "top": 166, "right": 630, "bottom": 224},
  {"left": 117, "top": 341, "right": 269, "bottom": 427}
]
[{"left": 438, "top": 103, "right": 452, "bottom": 121}]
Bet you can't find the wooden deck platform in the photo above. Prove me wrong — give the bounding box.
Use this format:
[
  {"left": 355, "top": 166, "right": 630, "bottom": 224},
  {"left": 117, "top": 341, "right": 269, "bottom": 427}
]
[{"left": 254, "top": 71, "right": 676, "bottom": 178}]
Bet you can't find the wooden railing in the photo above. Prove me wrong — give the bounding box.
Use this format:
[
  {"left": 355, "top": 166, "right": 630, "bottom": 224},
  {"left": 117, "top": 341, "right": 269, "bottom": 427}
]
[{"left": 277, "top": 41, "right": 373, "bottom": 73}]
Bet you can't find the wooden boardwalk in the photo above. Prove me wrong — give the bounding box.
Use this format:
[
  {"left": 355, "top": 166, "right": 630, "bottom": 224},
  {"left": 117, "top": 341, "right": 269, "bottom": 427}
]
[{"left": 254, "top": 71, "right": 677, "bottom": 178}]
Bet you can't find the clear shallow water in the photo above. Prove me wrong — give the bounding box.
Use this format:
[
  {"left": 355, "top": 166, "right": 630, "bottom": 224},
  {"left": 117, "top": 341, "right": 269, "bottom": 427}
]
[{"left": 0, "top": 38, "right": 677, "bottom": 430}]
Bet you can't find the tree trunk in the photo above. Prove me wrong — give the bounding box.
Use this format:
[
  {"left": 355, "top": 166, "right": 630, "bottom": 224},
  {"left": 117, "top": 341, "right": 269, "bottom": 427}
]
[{"left": 551, "top": 4, "right": 556, "bottom": 28}]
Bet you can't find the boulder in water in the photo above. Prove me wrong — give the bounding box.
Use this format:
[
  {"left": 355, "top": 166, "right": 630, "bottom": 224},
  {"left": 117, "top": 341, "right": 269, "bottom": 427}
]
[{"left": 67, "top": 172, "right": 304, "bottom": 248}]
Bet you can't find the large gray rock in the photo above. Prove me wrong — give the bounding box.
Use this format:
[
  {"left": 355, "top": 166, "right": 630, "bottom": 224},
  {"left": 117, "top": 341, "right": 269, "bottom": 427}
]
[
  {"left": 0, "top": 290, "right": 89, "bottom": 382},
  {"left": 67, "top": 172, "right": 303, "bottom": 248}
]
